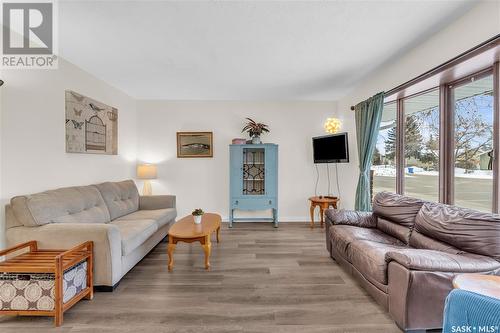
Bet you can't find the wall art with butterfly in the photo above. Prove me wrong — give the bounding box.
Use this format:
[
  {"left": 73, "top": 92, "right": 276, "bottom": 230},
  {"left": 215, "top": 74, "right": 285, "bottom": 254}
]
[{"left": 65, "top": 90, "right": 118, "bottom": 155}]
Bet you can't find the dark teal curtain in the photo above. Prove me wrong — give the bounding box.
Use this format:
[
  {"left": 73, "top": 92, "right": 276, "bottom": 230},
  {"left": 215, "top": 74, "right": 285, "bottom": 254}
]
[{"left": 355, "top": 92, "right": 385, "bottom": 211}]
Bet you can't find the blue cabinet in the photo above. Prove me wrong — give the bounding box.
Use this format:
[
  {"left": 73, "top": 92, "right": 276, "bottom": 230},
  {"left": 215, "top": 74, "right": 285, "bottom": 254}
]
[{"left": 229, "top": 144, "right": 278, "bottom": 227}]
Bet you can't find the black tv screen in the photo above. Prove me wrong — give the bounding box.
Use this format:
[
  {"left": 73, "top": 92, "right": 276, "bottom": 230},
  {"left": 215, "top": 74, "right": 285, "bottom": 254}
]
[{"left": 312, "top": 133, "right": 349, "bottom": 163}]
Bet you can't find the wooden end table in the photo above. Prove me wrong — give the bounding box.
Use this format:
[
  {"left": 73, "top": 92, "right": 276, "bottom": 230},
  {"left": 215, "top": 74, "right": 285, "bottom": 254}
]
[
  {"left": 453, "top": 274, "right": 500, "bottom": 299},
  {"left": 0, "top": 241, "right": 93, "bottom": 327},
  {"left": 308, "top": 196, "right": 339, "bottom": 229},
  {"left": 167, "top": 213, "right": 221, "bottom": 271}
]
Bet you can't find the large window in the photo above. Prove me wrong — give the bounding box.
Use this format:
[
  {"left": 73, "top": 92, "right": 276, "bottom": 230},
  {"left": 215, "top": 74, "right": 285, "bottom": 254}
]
[
  {"left": 370, "top": 67, "right": 499, "bottom": 213},
  {"left": 451, "top": 74, "right": 494, "bottom": 212},
  {"left": 372, "top": 102, "right": 397, "bottom": 195},
  {"left": 403, "top": 88, "right": 440, "bottom": 201}
]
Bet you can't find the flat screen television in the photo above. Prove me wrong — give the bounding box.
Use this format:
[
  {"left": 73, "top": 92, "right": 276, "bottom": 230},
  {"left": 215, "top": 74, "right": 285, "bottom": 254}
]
[{"left": 312, "top": 133, "right": 349, "bottom": 163}]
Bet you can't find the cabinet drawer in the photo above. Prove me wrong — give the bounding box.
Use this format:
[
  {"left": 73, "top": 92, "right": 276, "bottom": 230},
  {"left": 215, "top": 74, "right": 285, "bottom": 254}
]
[{"left": 232, "top": 198, "right": 276, "bottom": 210}]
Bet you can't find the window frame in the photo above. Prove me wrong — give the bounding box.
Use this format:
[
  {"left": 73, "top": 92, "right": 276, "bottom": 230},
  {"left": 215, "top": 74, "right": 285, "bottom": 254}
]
[
  {"left": 445, "top": 68, "right": 495, "bottom": 211},
  {"left": 371, "top": 102, "right": 398, "bottom": 195},
  {"left": 399, "top": 87, "right": 441, "bottom": 201},
  {"left": 383, "top": 64, "right": 500, "bottom": 213}
]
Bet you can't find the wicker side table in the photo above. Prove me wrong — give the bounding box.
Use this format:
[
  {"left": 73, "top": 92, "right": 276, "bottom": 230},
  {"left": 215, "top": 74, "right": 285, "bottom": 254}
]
[{"left": 0, "top": 240, "right": 93, "bottom": 326}]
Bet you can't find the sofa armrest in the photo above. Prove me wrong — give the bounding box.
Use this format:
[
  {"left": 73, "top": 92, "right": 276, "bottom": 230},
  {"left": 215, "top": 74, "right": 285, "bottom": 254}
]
[
  {"left": 325, "top": 209, "right": 377, "bottom": 228},
  {"left": 6, "top": 223, "right": 122, "bottom": 286},
  {"left": 385, "top": 249, "right": 500, "bottom": 273},
  {"left": 139, "top": 195, "right": 176, "bottom": 210}
]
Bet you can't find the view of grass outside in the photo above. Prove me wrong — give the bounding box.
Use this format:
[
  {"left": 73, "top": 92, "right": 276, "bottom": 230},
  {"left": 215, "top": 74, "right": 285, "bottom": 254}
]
[
  {"left": 374, "top": 175, "right": 492, "bottom": 212},
  {"left": 452, "top": 74, "right": 493, "bottom": 212},
  {"left": 371, "top": 75, "right": 494, "bottom": 212},
  {"left": 402, "top": 89, "right": 440, "bottom": 201},
  {"left": 372, "top": 102, "right": 397, "bottom": 193}
]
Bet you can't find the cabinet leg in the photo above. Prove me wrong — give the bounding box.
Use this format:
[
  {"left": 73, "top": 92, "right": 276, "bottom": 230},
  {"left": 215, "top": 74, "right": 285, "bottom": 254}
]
[
  {"left": 54, "top": 257, "right": 63, "bottom": 327},
  {"left": 229, "top": 209, "right": 233, "bottom": 228},
  {"left": 84, "top": 286, "right": 94, "bottom": 300},
  {"left": 54, "top": 312, "right": 63, "bottom": 327},
  {"left": 84, "top": 254, "right": 93, "bottom": 300},
  {"left": 273, "top": 209, "right": 278, "bottom": 228}
]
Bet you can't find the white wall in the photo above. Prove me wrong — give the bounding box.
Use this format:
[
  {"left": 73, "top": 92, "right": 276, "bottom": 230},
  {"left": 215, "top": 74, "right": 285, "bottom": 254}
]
[
  {"left": 336, "top": 0, "right": 500, "bottom": 205},
  {"left": 136, "top": 101, "right": 349, "bottom": 221},
  {"left": 340, "top": 1, "right": 500, "bottom": 109},
  {"left": 0, "top": 58, "right": 138, "bottom": 248}
]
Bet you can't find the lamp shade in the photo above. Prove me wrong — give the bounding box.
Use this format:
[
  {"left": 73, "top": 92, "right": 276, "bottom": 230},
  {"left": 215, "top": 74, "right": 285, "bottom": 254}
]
[
  {"left": 137, "top": 164, "right": 157, "bottom": 179},
  {"left": 324, "top": 117, "right": 342, "bottom": 134}
]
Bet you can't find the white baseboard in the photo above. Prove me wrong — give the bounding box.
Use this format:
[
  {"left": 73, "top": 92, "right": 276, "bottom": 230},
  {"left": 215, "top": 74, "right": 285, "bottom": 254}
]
[{"left": 221, "top": 216, "right": 310, "bottom": 222}]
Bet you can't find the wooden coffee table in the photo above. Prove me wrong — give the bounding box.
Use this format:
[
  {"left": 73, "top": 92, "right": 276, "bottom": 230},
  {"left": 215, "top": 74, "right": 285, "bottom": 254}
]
[{"left": 167, "top": 213, "right": 221, "bottom": 271}]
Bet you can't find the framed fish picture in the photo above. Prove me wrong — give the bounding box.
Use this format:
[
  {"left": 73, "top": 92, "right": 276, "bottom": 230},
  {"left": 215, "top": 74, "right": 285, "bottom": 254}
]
[
  {"left": 177, "top": 132, "right": 213, "bottom": 158},
  {"left": 65, "top": 90, "right": 118, "bottom": 155}
]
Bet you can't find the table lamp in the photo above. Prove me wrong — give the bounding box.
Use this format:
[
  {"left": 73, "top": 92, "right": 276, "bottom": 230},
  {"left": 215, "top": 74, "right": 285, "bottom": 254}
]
[{"left": 137, "top": 164, "right": 157, "bottom": 196}]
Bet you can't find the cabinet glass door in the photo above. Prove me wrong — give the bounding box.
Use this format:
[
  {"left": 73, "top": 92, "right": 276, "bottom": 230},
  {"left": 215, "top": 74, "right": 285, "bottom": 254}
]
[{"left": 243, "top": 148, "right": 265, "bottom": 195}]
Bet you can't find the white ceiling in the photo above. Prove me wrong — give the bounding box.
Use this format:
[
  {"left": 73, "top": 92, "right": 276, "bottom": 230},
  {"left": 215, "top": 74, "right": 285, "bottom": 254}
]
[{"left": 59, "top": 0, "right": 476, "bottom": 101}]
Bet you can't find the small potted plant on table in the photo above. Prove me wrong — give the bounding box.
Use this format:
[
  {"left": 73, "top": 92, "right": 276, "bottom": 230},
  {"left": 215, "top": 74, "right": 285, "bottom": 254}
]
[{"left": 192, "top": 208, "right": 204, "bottom": 224}]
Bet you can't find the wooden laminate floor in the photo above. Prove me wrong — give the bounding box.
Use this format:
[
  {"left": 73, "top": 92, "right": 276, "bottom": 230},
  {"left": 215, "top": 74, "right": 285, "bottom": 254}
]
[{"left": 0, "top": 223, "right": 402, "bottom": 332}]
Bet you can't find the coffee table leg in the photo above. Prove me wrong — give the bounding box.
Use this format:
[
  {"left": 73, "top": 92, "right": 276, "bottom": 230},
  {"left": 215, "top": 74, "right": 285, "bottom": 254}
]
[
  {"left": 216, "top": 226, "right": 220, "bottom": 243},
  {"left": 167, "top": 236, "right": 176, "bottom": 271},
  {"left": 202, "top": 235, "right": 211, "bottom": 270}
]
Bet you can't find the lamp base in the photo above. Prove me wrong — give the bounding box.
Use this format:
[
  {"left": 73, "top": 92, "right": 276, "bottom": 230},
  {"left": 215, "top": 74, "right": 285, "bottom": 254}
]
[{"left": 142, "top": 180, "right": 152, "bottom": 196}]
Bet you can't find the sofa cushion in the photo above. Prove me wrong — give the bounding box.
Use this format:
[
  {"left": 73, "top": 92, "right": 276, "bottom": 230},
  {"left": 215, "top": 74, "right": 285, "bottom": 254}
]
[
  {"left": 377, "top": 217, "right": 412, "bottom": 244},
  {"left": 330, "top": 225, "right": 404, "bottom": 261},
  {"left": 95, "top": 180, "right": 139, "bottom": 220},
  {"left": 325, "top": 209, "right": 377, "bottom": 228},
  {"left": 409, "top": 231, "right": 462, "bottom": 255},
  {"left": 350, "top": 240, "right": 407, "bottom": 285},
  {"left": 11, "top": 185, "right": 110, "bottom": 226},
  {"left": 372, "top": 192, "right": 426, "bottom": 227},
  {"left": 385, "top": 249, "right": 500, "bottom": 272},
  {"left": 110, "top": 219, "right": 158, "bottom": 256},
  {"left": 415, "top": 202, "right": 500, "bottom": 260},
  {"left": 116, "top": 208, "right": 177, "bottom": 228}
]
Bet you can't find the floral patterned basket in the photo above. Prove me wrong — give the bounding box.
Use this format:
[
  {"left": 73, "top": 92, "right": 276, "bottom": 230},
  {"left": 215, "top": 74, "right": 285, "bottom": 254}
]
[
  {"left": 0, "top": 241, "right": 93, "bottom": 327},
  {"left": 0, "top": 261, "right": 88, "bottom": 311}
]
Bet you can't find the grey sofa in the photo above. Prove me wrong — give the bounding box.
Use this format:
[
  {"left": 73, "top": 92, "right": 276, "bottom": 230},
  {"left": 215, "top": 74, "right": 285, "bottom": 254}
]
[
  {"left": 5, "top": 180, "right": 176, "bottom": 289},
  {"left": 326, "top": 192, "right": 500, "bottom": 332}
]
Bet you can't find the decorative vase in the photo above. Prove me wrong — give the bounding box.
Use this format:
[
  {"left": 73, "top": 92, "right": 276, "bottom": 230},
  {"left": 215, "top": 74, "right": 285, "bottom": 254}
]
[
  {"left": 251, "top": 135, "right": 261, "bottom": 144},
  {"left": 193, "top": 215, "right": 202, "bottom": 224}
]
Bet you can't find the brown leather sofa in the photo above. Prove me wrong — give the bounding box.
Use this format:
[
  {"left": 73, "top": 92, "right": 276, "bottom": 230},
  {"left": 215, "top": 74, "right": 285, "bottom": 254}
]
[{"left": 325, "top": 192, "right": 500, "bottom": 332}]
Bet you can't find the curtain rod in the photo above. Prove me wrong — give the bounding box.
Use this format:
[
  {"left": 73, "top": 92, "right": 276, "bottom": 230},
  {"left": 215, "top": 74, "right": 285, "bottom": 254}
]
[{"left": 350, "top": 34, "right": 500, "bottom": 111}]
